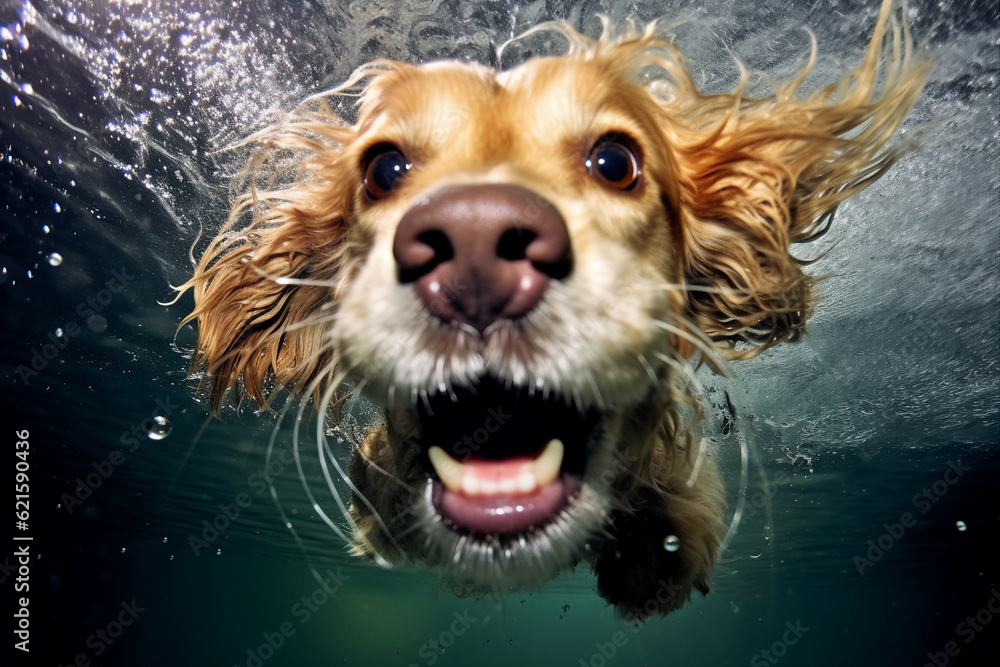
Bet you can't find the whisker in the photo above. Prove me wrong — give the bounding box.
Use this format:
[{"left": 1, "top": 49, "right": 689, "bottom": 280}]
[
  {"left": 245, "top": 262, "right": 343, "bottom": 289},
  {"left": 652, "top": 318, "right": 724, "bottom": 368},
  {"left": 420, "top": 388, "right": 434, "bottom": 416},
  {"left": 316, "top": 374, "right": 410, "bottom": 559},
  {"left": 166, "top": 412, "right": 214, "bottom": 496},
  {"left": 282, "top": 308, "right": 339, "bottom": 333},
  {"left": 636, "top": 352, "right": 660, "bottom": 387},
  {"left": 654, "top": 282, "right": 751, "bottom": 297},
  {"left": 583, "top": 368, "right": 606, "bottom": 412},
  {"left": 266, "top": 395, "right": 347, "bottom": 587},
  {"left": 685, "top": 437, "right": 709, "bottom": 488},
  {"left": 358, "top": 448, "right": 417, "bottom": 493},
  {"left": 319, "top": 436, "right": 406, "bottom": 557},
  {"left": 654, "top": 352, "right": 707, "bottom": 397},
  {"left": 270, "top": 275, "right": 343, "bottom": 288},
  {"left": 393, "top": 518, "right": 428, "bottom": 542},
  {"left": 718, "top": 426, "right": 751, "bottom": 558},
  {"left": 289, "top": 364, "right": 354, "bottom": 541}
]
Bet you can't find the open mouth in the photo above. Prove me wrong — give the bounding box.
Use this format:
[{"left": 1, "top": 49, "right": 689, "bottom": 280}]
[{"left": 416, "top": 376, "right": 602, "bottom": 535}]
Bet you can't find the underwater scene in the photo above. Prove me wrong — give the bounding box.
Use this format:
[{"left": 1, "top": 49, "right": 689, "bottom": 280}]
[{"left": 1, "top": 0, "right": 997, "bottom": 666}]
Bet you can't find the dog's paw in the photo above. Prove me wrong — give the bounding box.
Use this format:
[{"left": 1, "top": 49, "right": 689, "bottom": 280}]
[{"left": 591, "top": 485, "right": 720, "bottom": 618}]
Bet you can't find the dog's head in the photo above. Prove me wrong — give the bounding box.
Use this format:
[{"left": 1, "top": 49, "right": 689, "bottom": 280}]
[{"left": 182, "top": 10, "right": 928, "bottom": 616}]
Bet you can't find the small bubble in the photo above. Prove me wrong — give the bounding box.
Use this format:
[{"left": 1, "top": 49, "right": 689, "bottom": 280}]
[
  {"left": 956, "top": 521, "right": 967, "bottom": 532},
  {"left": 179, "top": 33, "right": 194, "bottom": 46},
  {"left": 216, "top": 548, "right": 222, "bottom": 555},
  {"left": 121, "top": 547, "right": 126, "bottom": 554},
  {"left": 21, "top": 82, "right": 33, "bottom": 95},
  {"left": 55, "top": 328, "right": 63, "bottom": 337},
  {"left": 663, "top": 535, "right": 680, "bottom": 552},
  {"left": 145, "top": 415, "right": 172, "bottom": 440},
  {"left": 53, "top": 203, "right": 61, "bottom": 212},
  {"left": 47, "top": 252, "right": 63, "bottom": 266},
  {"left": 162, "top": 537, "right": 169, "bottom": 543},
  {"left": 66, "top": 11, "right": 78, "bottom": 24},
  {"left": 86, "top": 314, "right": 107, "bottom": 332},
  {"left": 43, "top": 225, "right": 51, "bottom": 233}
]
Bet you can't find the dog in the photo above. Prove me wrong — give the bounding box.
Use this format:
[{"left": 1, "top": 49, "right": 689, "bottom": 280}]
[{"left": 180, "top": 0, "right": 929, "bottom": 618}]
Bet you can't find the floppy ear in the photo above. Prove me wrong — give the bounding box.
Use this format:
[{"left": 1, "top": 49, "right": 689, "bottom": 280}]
[
  {"left": 179, "top": 101, "right": 361, "bottom": 413},
  {"left": 662, "top": 0, "right": 931, "bottom": 357}
]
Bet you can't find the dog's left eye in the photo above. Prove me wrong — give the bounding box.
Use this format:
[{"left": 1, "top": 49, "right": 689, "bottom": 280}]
[
  {"left": 364, "top": 147, "right": 411, "bottom": 199},
  {"left": 586, "top": 140, "right": 640, "bottom": 191}
]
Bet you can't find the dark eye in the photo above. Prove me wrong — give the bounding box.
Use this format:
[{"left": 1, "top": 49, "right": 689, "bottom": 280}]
[
  {"left": 364, "top": 147, "right": 411, "bottom": 199},
  {"left": 585, "top": 140, "right": 639, "bottom": 191}
]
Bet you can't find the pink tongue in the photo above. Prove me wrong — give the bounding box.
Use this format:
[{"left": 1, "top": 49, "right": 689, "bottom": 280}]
[{"left": 436, "top": 479, "right": 567, "bottom": 534}]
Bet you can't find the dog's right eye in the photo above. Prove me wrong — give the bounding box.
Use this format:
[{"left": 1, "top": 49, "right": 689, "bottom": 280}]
[{"left": 364, "top": 148, "right": 411, "bottom": 199}]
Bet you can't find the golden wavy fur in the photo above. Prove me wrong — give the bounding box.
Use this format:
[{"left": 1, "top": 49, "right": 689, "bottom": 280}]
[{"left": 179, "top": 0, "right": 930, "bottom": 617}]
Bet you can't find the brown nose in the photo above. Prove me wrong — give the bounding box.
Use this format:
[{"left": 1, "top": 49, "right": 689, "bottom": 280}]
[{"left": 392, "top": 184, "right": 572, "bottom": 333}]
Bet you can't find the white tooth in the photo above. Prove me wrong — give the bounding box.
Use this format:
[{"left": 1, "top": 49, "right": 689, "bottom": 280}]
[
  {"left": 532, "top": 438, "right": 564, "bottom": 487},
  {"left": 516, "top": 470, "right": 537, "bottom": 493},
  {"left": 462, "top": 475, "right": 480, "bottom": 496},
  {"left": 480, "top": 479, "right": 498, "bottom": 495},
  {"left": 428, "top": 446, "right": 464, "bottom": 492},
  {"left": 498, "top": 477, "right": 518, "bottom": 494}
]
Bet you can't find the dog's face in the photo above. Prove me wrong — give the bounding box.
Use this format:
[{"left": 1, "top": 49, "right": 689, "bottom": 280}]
[
  {"left": 337, "top": 57, "right": 684, "bottom": 402},
  {"left": 183, "top": 8, "right": 928, "bottom": 617},
  {"left": 334, "top": 55, "right": 696, "bottom": 589}
]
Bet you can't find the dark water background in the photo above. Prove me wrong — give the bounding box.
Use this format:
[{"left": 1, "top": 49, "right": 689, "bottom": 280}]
[{"left": 1, "top": 0, "right": 997, "bottom": 665}]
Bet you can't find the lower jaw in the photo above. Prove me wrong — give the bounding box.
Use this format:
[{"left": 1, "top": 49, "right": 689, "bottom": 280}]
[
  {"left": 432, "top": 474, "right": 583, "bottom": 535},
  {"left": 401, "top": 475, "right": 609, "bottom": 592}
]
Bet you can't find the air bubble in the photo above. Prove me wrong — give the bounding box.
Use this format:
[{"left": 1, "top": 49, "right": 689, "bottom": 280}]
[
  {"left": 663, "top": 534, "right": 680, "bottom": 552},
  {"left": 47, "top": 252, "right": 63, "bottom": 266},
  {"left": 956, "top": 521, "right": 967, "bottom": 532},
  {"left": 145, "top": 415, "right": 172, "bottom": 440}
]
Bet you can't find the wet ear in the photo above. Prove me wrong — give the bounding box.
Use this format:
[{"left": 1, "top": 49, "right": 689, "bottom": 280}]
[
  {"left": 180, "top": 111, "right": 358, "bottom": 413},
  {"left": 664, "top": 1, "right": 931, "bottom": 357}
]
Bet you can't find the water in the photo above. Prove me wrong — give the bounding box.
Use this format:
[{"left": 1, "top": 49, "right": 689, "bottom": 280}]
[{"left": 1, "top": 0, "right": 997, "bottom": 665}]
